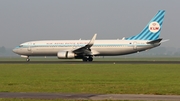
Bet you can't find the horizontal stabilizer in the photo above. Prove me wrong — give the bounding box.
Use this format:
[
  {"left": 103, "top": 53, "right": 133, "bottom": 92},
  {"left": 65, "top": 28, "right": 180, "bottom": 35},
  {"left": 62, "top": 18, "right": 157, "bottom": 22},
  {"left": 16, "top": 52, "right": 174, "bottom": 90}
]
[
  {"left": 147, "top": 38, "right": 162, "bottom": 44},
  {"left": 161, "top": 39, "right": 169, "bottom": 43}
]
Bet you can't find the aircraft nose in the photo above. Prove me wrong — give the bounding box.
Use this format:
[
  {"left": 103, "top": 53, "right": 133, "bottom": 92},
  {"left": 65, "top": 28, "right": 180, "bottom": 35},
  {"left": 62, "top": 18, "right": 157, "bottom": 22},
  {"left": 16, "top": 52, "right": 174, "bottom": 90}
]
[{"left": 13, "top": 48, "right": 18, "bottom": 53}]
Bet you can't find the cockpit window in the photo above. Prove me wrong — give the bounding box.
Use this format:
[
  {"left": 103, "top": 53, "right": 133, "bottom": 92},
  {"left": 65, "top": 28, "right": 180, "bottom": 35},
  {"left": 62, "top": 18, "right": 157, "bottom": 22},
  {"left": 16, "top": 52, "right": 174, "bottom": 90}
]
[{"left": 19, "top": 45, "right": 23, "bottom": 47}]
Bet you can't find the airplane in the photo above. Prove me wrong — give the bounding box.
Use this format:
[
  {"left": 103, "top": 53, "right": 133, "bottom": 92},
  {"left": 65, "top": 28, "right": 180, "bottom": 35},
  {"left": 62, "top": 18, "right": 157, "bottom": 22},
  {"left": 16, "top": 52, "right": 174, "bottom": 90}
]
[{"left": 13, "top": 10, "right": 166, "bottom": 62}]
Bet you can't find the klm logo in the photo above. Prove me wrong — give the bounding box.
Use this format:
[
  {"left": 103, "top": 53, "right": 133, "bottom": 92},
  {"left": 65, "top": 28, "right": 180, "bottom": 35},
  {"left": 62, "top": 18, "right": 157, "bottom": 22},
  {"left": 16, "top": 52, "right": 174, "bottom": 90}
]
[{"left": 149, "top": 22, "right": 160, "bottom": 33}]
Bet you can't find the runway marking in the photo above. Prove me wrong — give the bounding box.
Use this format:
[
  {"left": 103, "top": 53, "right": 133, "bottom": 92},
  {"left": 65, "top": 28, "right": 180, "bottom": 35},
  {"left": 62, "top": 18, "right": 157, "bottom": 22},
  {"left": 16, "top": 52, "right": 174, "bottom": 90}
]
[
  {"left": 1, "top": 61, "right": 180, "bottom": 64},
  {"left": 0, "top": 93, "right": 180, "bottom": 100}
]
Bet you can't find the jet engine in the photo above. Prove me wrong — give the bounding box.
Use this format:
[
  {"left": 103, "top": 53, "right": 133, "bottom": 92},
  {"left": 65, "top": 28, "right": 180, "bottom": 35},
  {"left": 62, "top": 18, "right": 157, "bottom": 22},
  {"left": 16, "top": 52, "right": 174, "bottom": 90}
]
[{"left": 57, "top": 51, "right": 75, "bottom": 59}]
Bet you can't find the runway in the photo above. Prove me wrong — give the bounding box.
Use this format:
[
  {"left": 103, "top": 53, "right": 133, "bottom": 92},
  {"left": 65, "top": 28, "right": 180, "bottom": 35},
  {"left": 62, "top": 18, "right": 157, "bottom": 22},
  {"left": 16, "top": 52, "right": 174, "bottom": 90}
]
[
  {"left": 0, "top": 61, "right": 180, "bottom": 64},
  {"left": 0, "top": 92, "right": 180, "bottom": 100}
]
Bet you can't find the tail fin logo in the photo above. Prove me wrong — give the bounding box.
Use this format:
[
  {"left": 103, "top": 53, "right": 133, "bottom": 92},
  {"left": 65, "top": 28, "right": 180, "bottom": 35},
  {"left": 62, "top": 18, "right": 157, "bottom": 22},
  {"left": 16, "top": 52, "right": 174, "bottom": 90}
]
[
  {"left": 126, "top": 10, "right": 165, "bottom": 40},
  {"left": 149, "top": 22, "right": 160, "bottom": 33}
]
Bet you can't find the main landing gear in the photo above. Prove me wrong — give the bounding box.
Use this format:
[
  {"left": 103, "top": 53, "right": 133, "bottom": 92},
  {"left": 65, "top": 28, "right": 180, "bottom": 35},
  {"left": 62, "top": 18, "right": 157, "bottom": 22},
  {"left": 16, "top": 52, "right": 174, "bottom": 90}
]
[{"left": 82, "top": 56, "right": 93, "bottom": 62}]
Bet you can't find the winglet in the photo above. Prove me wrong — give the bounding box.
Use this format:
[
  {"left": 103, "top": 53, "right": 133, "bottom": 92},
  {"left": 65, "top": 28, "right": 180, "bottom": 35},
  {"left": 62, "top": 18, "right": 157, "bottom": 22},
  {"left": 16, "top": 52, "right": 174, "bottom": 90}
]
[
  {"left": 87, "top": 33, "right": 97, "bottom": 47},
  {"left": 72, "top": 34, "right": 97, "bottom": 53}
]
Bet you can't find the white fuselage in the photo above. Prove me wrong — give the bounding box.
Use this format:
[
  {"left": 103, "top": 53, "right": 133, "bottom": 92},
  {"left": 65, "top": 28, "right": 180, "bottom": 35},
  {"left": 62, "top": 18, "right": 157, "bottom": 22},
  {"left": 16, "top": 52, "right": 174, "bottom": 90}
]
[{"left": 13, "top": 39, "right": 160, "bottom": 57}]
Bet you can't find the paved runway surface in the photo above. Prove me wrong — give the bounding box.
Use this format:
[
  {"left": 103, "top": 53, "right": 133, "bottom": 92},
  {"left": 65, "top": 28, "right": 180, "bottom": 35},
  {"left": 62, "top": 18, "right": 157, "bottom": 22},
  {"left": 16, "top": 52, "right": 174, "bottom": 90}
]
[
  {"left": 0, "top": 92, "right": 180, "bottom": 100},
  {"left": 1, "top": 61, "right": 180, "bottom": 64}
]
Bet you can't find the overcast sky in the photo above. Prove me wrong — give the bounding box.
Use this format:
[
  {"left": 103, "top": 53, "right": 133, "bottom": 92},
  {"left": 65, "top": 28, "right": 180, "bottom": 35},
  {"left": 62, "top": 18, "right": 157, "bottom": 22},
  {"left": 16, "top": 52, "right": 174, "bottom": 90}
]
[{"left": 0, "top": 0, "right": 179, "bottom": 48}]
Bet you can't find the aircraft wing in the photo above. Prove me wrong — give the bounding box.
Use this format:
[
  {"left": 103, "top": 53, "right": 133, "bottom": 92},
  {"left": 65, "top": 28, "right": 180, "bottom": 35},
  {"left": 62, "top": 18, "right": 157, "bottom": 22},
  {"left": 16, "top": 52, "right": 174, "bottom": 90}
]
[{"left": 72, "top": 34, "right": 97, "bottom": 55}]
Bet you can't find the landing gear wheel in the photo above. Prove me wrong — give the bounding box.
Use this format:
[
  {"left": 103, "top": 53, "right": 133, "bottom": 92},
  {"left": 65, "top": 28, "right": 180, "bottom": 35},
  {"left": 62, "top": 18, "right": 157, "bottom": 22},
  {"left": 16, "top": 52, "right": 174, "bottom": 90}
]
[
  {"left": 82, "top": 56, "right": 93, "bottom": 62},
  {"left": 82, "top": 58, "right": 88, "bottom": 62},
  {"left": 26, "top": 58, "right": 30, "bottom": 62},
  {"left": 88, "top": 57, "right": 93, "bottom": 62}
]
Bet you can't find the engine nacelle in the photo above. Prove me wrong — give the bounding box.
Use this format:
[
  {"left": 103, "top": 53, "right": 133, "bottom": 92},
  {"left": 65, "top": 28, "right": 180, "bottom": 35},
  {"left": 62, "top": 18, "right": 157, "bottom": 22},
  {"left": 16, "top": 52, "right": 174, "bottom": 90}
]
[
  {"left": 21, "top": 55, "right": 28, "bottom": 58},
  {"left": 57, "top": 51, "right": 75, "bottom": 59}
]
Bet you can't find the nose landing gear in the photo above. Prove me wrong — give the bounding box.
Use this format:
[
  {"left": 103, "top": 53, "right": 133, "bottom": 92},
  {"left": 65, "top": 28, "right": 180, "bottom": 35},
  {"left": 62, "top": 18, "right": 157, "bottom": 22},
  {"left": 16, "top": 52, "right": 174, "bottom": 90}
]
[
  {"left": 26, "top": 57, "right": 30, "bottom": 62},
  {"left": 20, "top": 55, "right": 30, "bottom": 62}
]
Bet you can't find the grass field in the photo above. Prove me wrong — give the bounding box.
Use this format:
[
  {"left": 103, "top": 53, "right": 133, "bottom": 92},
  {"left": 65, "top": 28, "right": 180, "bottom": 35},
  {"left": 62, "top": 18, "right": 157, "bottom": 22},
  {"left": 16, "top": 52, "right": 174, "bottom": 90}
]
[{"left": 0, "top": 64, "right": 180, "bottom": 96}]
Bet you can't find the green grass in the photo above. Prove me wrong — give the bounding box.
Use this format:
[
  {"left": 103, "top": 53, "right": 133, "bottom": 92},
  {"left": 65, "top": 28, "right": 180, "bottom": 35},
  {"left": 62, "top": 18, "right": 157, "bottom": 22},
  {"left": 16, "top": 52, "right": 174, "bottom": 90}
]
[{"left": 0, "top": 64, "right": 180, "bottom": 95}]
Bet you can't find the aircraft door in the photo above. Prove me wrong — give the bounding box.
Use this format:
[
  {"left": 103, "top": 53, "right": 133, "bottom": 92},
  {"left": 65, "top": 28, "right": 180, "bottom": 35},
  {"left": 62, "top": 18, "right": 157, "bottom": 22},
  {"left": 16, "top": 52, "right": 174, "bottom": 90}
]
[
  {"left": 27, "top": 43, "right": 32, "bottom": 51},
  {"left": 73, "top": 43, "right": 76, "bottom": 49},
  {"left": 73, "top": 43, "right": 79, "bottom": 49},
  {"left": 133, "top": 42, "right": 137, "bottom": 50}
]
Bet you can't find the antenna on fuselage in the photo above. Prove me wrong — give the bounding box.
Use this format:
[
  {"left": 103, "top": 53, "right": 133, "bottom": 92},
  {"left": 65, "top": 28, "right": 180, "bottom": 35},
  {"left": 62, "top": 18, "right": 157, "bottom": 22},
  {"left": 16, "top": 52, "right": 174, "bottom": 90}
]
[{"left": 122, "top": 37, "right": 125, "bottom": 40}]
